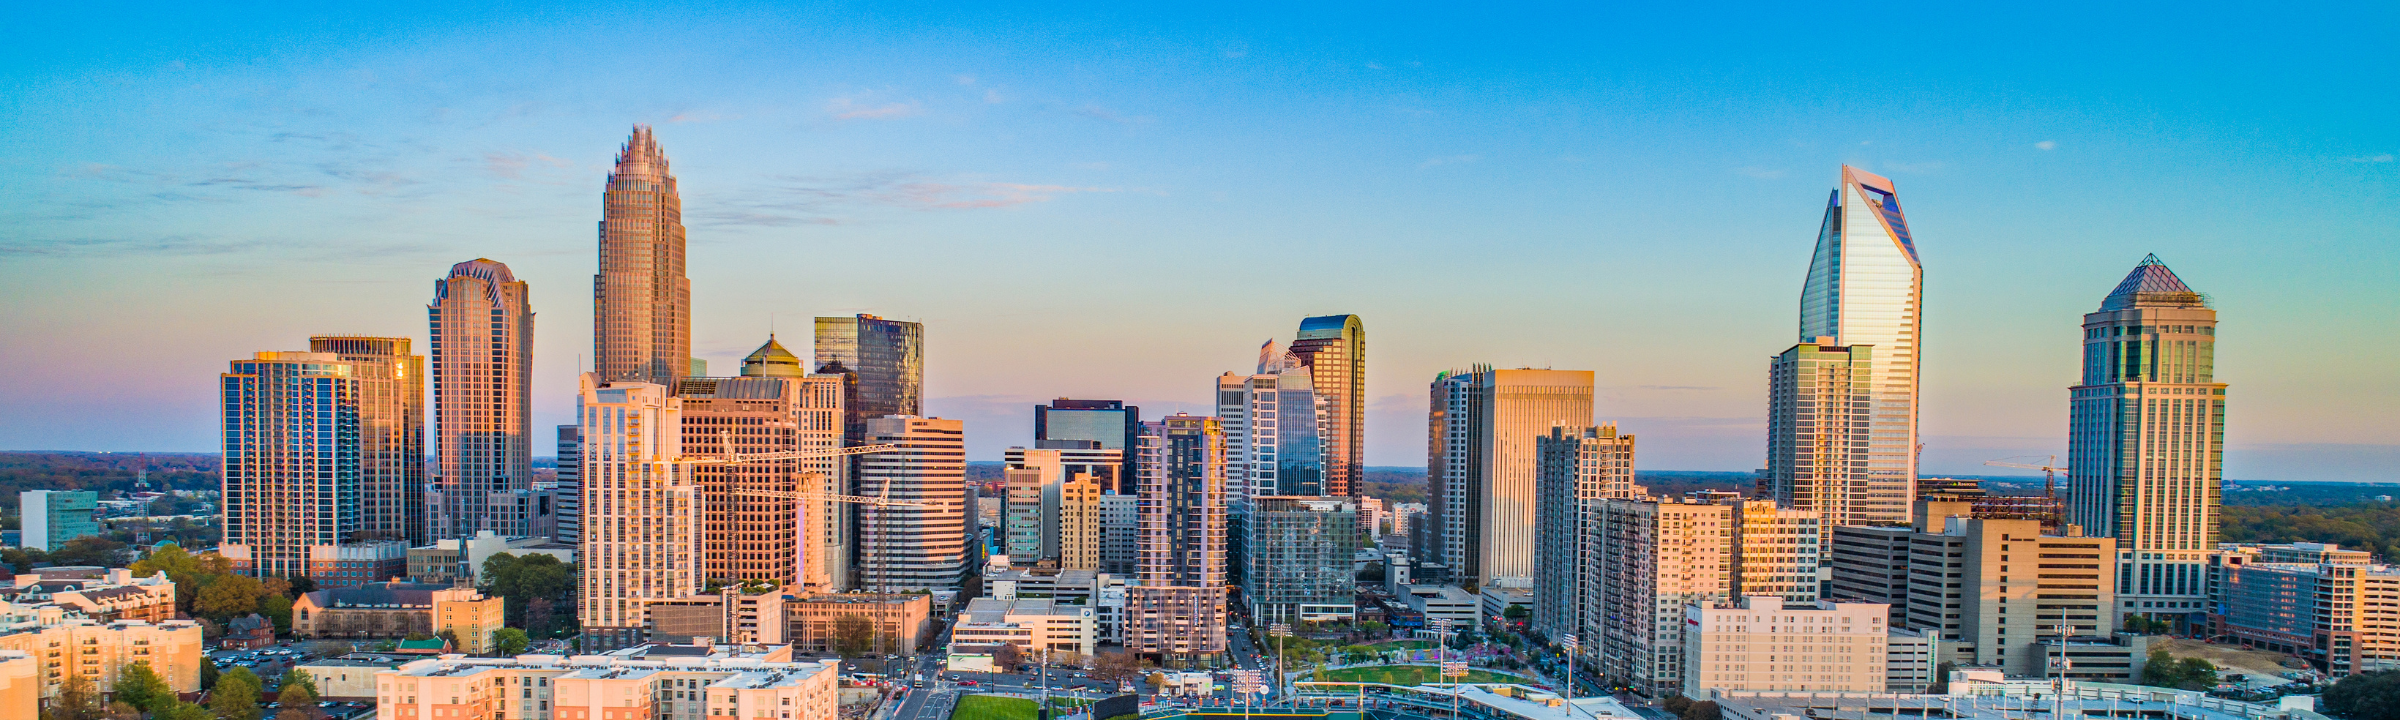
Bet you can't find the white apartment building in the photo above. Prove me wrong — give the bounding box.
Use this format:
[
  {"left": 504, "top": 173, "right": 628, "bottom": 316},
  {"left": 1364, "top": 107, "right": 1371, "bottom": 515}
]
[
  {"left": 858, "top": 416, "right": 970, "bottom": 593},
  {"left": 575, "top": 374, "right": 699, "bottom": 650},
  {"left": 1732, "top": 500, "right": 1823, "bottom": 602},
  {"left": 1682, "top": 596, "right": 1890, "bottom": 696}
]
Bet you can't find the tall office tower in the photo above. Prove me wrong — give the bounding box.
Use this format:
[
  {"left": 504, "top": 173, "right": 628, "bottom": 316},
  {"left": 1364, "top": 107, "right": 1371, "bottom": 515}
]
[
  {"left": 1126, "top": 415, "right": 1229, "bottom": 666},
  {"left": 428, "top": 259, "right": 536, "bottom": 540},
  {"left": 1035, "top": 399, "right": 1140, "bottom": 493},
  {"left": 1425, "top": 367, "right": 1595, "bottom": 589},
  {"left": 1765, "top": 342, "right": 1877, "bottom": 532},
  {"left": 1901, "top": 518, "right": 2117, "bottom": 673},
  {"left": 1237, "top": 496, "right": 1361, "bottom": 624},
  {"left": 594, "top": 125, "right": 693, "bottom": 386},
  {"left": 1287, "top": 315, "right": 1364, "bottom": 496},
  {"left": 675, "top": 337, "right": 849, "bottom": 589},
  {"left": 1004, "top": 447, "right": 1125, "bottom": 499},
  {"left": 221, "top": 352, "right": 363, "bottom": 579},
  {"left": 1769, "top": 165, "right": 1924, "bottom": 528},
  {"left": 1826, "top": 524, "right": 1914, "bottom": 625},
  {"left": 1058, "top": 472, "right": 1103, "bottom": 571},
  {"left": 1003, "top": 451, "right": 1064, "bottom": 564},
  {"left": 1532, "top": 424, "right": 1635, "bottom": 641},
  {"left": 1729, "top": 499, "right": 1822, "bottom": 602},
  {"left": 19, "top": 491, "right": 100, "bottom": 551},
  {"left": 1099, "top": 494, "right": 1139, "bottom": 575},
  {"left": 554, "top": 425, "right": 581, "bottom": 544},
  {"left": 1591, "top": 499, "right": 1735, "bottom": 698},
  {"left": 2067, "top": 255, "right": 2226, "bottom": 626},
  {"left": 574, "top": 374, "right": 697, "bottom": 650},
  {"left": 308, "top": 336, "right": 426, "bottom": 544},
  {"left": 856, "top": 416, "right": 968, "bottom": 593},
  {"left": 1217, "top": 347, "right": 1328, "bottom": 501},
  {"left": 813, "top": 314, "right": 924, "bottom": 440}
]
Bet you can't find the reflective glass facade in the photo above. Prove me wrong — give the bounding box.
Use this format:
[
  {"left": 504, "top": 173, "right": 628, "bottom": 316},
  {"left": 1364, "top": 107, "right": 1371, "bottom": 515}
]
[
  {"left": 812, "top": 314, "right": 922, "bottom": 442},
  {"left": 221, "top": 352, "right": 363, "bottom": 579},
  {"left": 1785, "top": 166, "right": 1921, "bottom": 527},
  {"left": 1289, "top": 315, "right": 1364, "bottom": 496}
]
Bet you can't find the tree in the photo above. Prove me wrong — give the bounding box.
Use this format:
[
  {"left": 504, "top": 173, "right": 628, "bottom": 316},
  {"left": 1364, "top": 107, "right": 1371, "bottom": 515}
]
[
  {"left": 829, "top": 615, "right": 875, "bottom": 658},
  {"left": 104, "top": 701, "right": 142, "bottom": 720},
  {"left": 1682, "top": 701, "right": 1722, "bottom": 720},
  {"left": 275, "top": 670, "right": 320, "bottom": 720},
  {"left": 2140, "top": 650, "right": 2222, "bottom": 690},
  {"left": 285, "top": 576, "right": 317, "bottom": 596},
  {"left": 994, "top": 643, "right": 1024, "bottom": 670},
  {"left": 307, "top": 640, "right": 352, "bottom": 658},
  {"left": 154, "top": 703, "right": 213, "bottom": 720},
  {"left": 524, "top": 596, "right": 557, "bottom": 638},
  {"left": 1502, "top": 605, "right": 1529, "bottom": 621},
  {"left": 48, "top": 672, "right": 101, "bottom": 720},
  {"left": 1360, "top": 621, "right": 1387, "bottom": 637},
  {"left": 279, "top": 669, "right": 319, "bottom": 699},
  {"left": 259, "top": 594, "right": 294, "bottom": 633},
  {"left": 1662, "top": 695, "right": 1694, "bottom": 717},
  {"left": 199, "top": 660, "right": 220, "bottom": 691},
  {"left": 111, "top": 661, "right": 172, "bottom": 712},
  {"left": 195, "top": 574, "right": 266, "bottom": 620},
  {"left": 1092, "top": 651, "right": 1140, "bottom": 686},
  {"left": 48, "top": 536, "right": 128, "bottom": 567},
  {"left": 2326, "top": 671, "right": 2400, "bottom": 720},
  {"left": 1929, "top": 661, "right": 1955, "bottom": 694},
  {"left": 209, "top": 666, "right": 262, "bottom": 720},
  {"left": 480, "top": 553, "right": 577, "bottom": 635},
  {"left": 492, "top": 628, "right": 531, "bottom": 656}
]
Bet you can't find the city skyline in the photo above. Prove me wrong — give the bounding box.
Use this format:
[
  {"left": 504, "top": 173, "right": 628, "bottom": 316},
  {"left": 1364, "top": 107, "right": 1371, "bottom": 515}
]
[{"left": 3, "top": 5, "right": 2392, "bottom": 480}]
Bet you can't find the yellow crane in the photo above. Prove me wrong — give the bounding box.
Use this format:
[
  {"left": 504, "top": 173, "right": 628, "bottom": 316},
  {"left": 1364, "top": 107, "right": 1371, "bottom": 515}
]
[{"left": 1982, "top": 455, "right": 2065, "bottom": 498}]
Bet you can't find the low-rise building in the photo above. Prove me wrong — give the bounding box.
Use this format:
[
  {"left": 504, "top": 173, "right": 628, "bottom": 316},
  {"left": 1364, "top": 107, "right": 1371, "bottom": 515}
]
[
  {"left": 309, "top": 541, "right": 411, "bottom": 589},
  {"left": 948, "top": 598, "right": 1097, "bottom": 659},
  {"left": 983, "top": 568, "right": 1127, "bottom": 643},
  {"left": 782, "top": 594, "right": 931, "bottom": 656},
  {"left": 2210, "top": 543, "right": 2397, "bottom": 676},
  {"left": 644, "top": 591, "right": 787, "bottom": 645},
  {"left": 375, "top": 652, "right": 840, "bottom": 720},
  {"left": 1399, "top": 585, "right": 1478, "bottom": 627},
  {"left": 293, "top": 582, "right": 505, "bottom": 649},
  {"left": 1, "top": 569, "right": 177, "bottom": 624},
  {"left": 1480, "top": 587, "right": 1532, "bottom": 624},
  {"left": 0, "top": 650, "right": 34, "bottom": 719},
  {"left": 298, "top": 654, "right": 412, "bottom": 700},
  {"left": 224, "top": 614, "right": 276, "bottom": 650},
  {"left": 0, "top": 617, "right": 204, "bottom": 703},
  {"left": 1681, "top": 596, "right": 1890, "bottom": 695}
]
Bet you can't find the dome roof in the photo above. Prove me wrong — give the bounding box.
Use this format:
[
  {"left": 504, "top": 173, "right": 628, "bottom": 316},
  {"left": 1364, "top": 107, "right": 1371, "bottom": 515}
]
[{"left": 740, "top": 336, "right": 804, "bottom": 377}]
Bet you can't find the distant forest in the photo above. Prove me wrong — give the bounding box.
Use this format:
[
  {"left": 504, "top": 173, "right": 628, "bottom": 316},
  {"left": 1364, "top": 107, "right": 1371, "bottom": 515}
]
[{"left": 0, "top": 452, "right": 217, "bottom": 513}]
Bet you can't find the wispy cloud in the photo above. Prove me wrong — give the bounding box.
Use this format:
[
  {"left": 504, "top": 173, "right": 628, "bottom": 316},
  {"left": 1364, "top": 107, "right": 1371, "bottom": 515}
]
[
  {"left": 1365, "top": 61, "right": 1386, "bottom": 70},
  {"left": 700, "top": 172, "right": 1120, "bottom": 227},
  {"left": 2346, "top": 153, "right": 2394, "bottom": 163},
  {"left": 2034, "top": 140, "right": 2058, "bottom": 150},
  {"left": 954, "top": 74, "right": 977, "bottom": 85},
  {"left": 827, "top": 97, "right": 923, "bottom": 120},
  {"left": 1735, "top": 166, "right": 1785, "bottom": 179},
  {"left": 0, "top": 235, "right": 265, "bottom": 257},
  {"left": 1419, "top": 154, "right": 1481, "bottom": 169},
  {"left": 1222, "top": 42, "right": 1249, "bottom": 59}
]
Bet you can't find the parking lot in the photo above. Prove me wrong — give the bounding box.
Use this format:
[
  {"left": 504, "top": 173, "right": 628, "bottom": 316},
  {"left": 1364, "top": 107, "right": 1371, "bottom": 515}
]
[{"left": 208, "top": 642, "right": 378, "bottom": 719}]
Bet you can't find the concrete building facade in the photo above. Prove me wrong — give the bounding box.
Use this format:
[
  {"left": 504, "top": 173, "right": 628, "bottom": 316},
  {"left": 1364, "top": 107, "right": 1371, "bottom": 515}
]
[
  {"left": 310, "top": 335, "right": 428, "bottom": 546},
  {"left": 594, "top": 125, "right": 694, "bottom": 387},
  {"left": 1427, "top": 367, "right": 1595, "bottom": 589},
  {"left": 1532, "top": 424, "right": 1635, "bottom": 641},
  {"left": 1682, "top": 596, "right": 1891, "bottom": 696},
  {"left": 575, "top": 376, "right": 698, "bottom": 650},
  {"left": 428, "top": 259, "right": 538, "bottom": 541}
]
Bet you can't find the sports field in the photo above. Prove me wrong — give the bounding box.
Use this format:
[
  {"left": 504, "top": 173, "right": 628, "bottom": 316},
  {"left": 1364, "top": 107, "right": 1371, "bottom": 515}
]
[{"left": 1312, "top": 665, "right": 1520, "bottom": 686}]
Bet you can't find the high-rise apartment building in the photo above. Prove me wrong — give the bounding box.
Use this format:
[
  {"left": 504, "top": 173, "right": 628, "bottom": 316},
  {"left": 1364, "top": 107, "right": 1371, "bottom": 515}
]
[
  {"left": 1287, "top": 315, "right": 1363, "bottom": 496},
  {"left": 813, "top": 315, "right": 923, "bottom": 441},
  {"left": 308, "top": 336, "right": 426, "bottom": 544},
  {"left": 1126, "top": 415, "right": 1228, "bottom": 665},
  {"left": 1768, "top": 166, "right": 1923, "bottom": 528},
  {"left": 221, "top": 351, "right": 363, "bottom": 579},
  {"left": 1426, "top": 367, "right": 1594, "bottom": 588},
  {"left": 1591, "top": 499, "right": 1735, "bottom": 698},
  {"left": 554, "top": 425, "right": 581, "bottom": 544},
  {"left": 674, "top": 337, "right": 848, "bottom": 590},
  {"left": 1532, "top": 424, "right": 1635, "bottom": 641},
  {"left": 1035, "top": 399, "right": 1139, "bottom": 493},
  {"left": 1217, "top": 345, "right": 1327, "bottom": 501},
  {"left": 1681, "top": 596, "right": 1893, "bottom": 695},
  {"left": 428, "top": 259, "right": 536, "bottom": 540},
  {"left": 594, "top": 125, "right": 693, "bottom": 386},
  {"left": 1059, "top": 471, "right": 1103, "bottom": 572},
  {"left": 1236, "top": 496, "right": 1361, "bottom": 623},
  {"left": 855, "top": 416, "right": 969, "bottom": 593},
  {"left": 1003, "top": 447, "right": 1119, "bottom": 572},
  {"left": 1731, "top": 499, "right": 1823, "bottom": 602},
  {"left": 1099, "top": 494, "right": 1139, "bottom": 575},
  {"left": 2067, "top": 255, "right": 2227, "bottom": 626},
  {"left": 574, "top": 375, "right": 698, "bottom": 650}
]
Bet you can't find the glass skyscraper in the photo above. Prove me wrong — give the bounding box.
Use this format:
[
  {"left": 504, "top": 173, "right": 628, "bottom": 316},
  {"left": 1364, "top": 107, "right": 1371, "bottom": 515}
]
[
  {"left": 813, "top": 314, "right": 923, "bottom": 442},
  {"left": 428, "top": 258, "right": 536, "bottom": 540},
  {"left": 221, "top": 351, "right": 363, "bottom": 578},
  {"left": 1035, "top": 398, "right": 1140, "bottom": 493},
  {"left": 2067, "top": 255, "right": 2226, "bottom": 627},
  {"left": 1768, "top": 165, "right": 1922, "bottom": 528},
  {"left": 1288, "top": 315, "right": 1364, "bottom": 497}
]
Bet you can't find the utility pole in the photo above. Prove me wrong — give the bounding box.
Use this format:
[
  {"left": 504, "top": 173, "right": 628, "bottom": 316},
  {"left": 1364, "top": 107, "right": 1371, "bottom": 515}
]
[
  {"left": 1270, "top": 622, "right": 1292, "bottom": 704},
  {"left": 1560, "top": 633, "right": 1580, "bottom": 720}
]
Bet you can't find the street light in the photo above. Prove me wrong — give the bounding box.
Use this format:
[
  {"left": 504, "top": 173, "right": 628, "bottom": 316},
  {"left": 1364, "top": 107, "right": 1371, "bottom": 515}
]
[
  {"left": 1559, "top": 634, "right": 1580, "bottom": 720},
  {"left": 1270, "top": 622, "right": 1293, "bottom": 704}
]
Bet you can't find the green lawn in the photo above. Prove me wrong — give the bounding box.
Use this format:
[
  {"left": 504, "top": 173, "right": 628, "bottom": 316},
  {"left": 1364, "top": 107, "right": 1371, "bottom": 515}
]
[
  {"left": 952, "top": 695, "right": 1039, "bottom": 720},
  {"left": 1364, "top": 640, "right": 1436, "bottom": 651},
  {"left": 1313, "top": 665, "right": 1521, "bottom": 686}
]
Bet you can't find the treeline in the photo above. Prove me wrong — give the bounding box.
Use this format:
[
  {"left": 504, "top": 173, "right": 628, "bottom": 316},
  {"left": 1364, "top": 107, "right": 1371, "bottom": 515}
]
[
  {"left": 2221, "top": 504, "right": 2400, "bottom": 560},
  {"left": 0, "top": 452, "right": 218, "bottom": 512}
]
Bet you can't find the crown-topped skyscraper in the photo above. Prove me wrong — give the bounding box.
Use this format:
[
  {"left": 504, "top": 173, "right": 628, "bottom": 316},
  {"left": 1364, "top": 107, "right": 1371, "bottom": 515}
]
[
  {"left": 595, "top": 126, "right": 693, "bottom": 385},
  {"left": 1766, "top": 166, "right": 1924, "bottom": 530}
]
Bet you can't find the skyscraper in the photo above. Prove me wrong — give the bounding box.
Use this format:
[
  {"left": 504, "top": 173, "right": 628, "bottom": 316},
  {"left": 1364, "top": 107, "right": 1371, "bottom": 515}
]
[
  {"left": 1531, "top": 424, "right": 1634, "bottom": 641},
  {"left": 1765, "top": 342, "right": 1874, "bottom": 529},
  {"left": 1217, "top": 344, "right": 1327, "bottom": 501},
  {"left": 308, "top": 336, "right": 426, "bottom": 545},
  {"left": 428, "top": 259, "right": 536, "bottom": 540},
  {"left": 2067, "top": 255, "right": 2226, "bottom": 626},
  {"left": 1034, "top": 399, "right": 1140, "bottom": 493},
  {"left": 1591, "top": 498, "right": 1734, "bottom": 697},
  {"left": 1426, "top": 367, "right": 1594, "bottom": 589},
  {"left": 221, "top": 351, "right": 363, "bottom": 579},
  {"left": 675, "top": 337, "right": 848, "bottom": 591},
  {"left": 1767, "top": 165, "right": 1924, "bottom": 529},
  {"left": 1127, "top": 415, "right": 1229, "bottom": 666},
  {"left": 554, "top": 425, "right": 581, "bottom": 545},
  {"left": 574, "top": 374, "right": 697, "bottom": 650},
  {"left": 594, "top": 125, "right": 693, "bottom": 386},
  {"left": 1287, "top": 315, "right": 1364, "bottom": 496},
  {"left": 1236, "top": 496, "right": 1361, "bottom": 624},
  {"left": 855, "top": 416, "right": 969, "bottom": 593},
  {"left": 814, "top": 314, "right": 924, "bottom": 441}
]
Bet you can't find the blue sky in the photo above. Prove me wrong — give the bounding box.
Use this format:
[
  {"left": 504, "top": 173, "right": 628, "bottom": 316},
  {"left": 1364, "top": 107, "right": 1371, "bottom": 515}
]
[{"left": 2, "top": 2, "right": 2394, "bottom": 479}]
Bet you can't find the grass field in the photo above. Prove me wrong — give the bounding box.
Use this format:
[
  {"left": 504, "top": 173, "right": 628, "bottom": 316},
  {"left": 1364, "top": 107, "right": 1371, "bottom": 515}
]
[
  {"left": 1313, "top": 665, "right": 1520, "bottom": 686},
  {"left": 952, "top": 695, "right": 1039, "bottom": 720},
  {"left": 1364, "top": 640, "right": 1436, "bottom": 650}
]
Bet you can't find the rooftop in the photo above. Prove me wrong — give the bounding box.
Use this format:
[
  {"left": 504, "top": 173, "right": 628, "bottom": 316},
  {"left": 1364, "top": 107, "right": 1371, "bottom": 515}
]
[{"left": 2101, "top": 254, "right": 2206, "bottom": 310}]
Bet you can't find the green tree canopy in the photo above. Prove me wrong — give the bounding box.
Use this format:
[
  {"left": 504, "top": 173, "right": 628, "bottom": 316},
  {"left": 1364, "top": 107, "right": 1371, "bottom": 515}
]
[
  {"left": 211, "top": 667, "right": 262, "bottom": 720},
  {"left": 2327, "top": 671, "right": 2400, "bottom": 720},
  {"left": 829, "top": 615, "right": 875, "bottom": 658},
  {"left": 491, "top": 628, "right": 531, "bottom": 656},
  {"left": 110, "top": 660, "right": 172, "bottom": 712},
  {"left": 195, "top": 574, "right": 265, "bottom": 621}
]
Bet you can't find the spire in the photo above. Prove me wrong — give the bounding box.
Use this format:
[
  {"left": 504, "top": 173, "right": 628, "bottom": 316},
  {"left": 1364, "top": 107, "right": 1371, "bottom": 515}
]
[
  {"left": 2101, "top": 254, "right": 2205, "bottom": 310},
  {"left": 612, "top": 125, "right": 670, "bottom": 180}
]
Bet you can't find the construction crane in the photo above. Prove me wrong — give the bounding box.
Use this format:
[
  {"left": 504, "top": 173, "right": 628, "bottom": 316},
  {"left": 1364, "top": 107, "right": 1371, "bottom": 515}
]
[{"left": 1983, "top": 455, "right": 2065, "bottom": 499}]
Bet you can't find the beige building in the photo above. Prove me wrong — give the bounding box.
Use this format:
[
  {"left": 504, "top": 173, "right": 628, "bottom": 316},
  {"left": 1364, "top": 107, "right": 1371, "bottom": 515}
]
[
  {"left": 294, "top": 583, "right": 505, "bottom": 650},
  {"left": 1428, "top": 368, "right": 1595, "bottom": 589},
  {"left": 0, "top": 650, "right": 34, "bottom": 720},
  {"left": 1683, "top": 596, "right": 1890, "bottom": 696},
  {"left": 310, "top": 336, "right": 428, "bottom": 545},
  {"left": 594, "top": 124, "right": 695, "bottom": 388},
  {"left": 782, "top": 594, "right": 932, "bottom": 656},
  {"left": 375, "top": 653, "right": 838, "bottom": 720},
  {"left": 949, "top": 598, "right": 1098, "bottom": 658},
  {"left": 1904, "top": 517, "right": 2117, "bottom": 672},
  {"left": 4, "top": 569, "right": 177, "bottom": 624},
  {"left": 576, "top": 375, "right": 700, "bottom": 650},
  {"left": 645, "top": 591, "right": 787, "bottom": 645},
  {"left": 857, "top": 416, "right": 969, "bottom": 592},
  {"left": 676, "top": 341, "right": 850, "bottom": 591},
  {"left": 0, "top": 618, "right": 204, "bottom": 702},
  {"left": 1591, "top": 499, "right": 1734, "bottom": 698},
  {"left": 428, "top": 258, "right": 538, "bottom": 540},
  {"left": 1731, "top": 500, "right": 1822, "bottom": 602}
]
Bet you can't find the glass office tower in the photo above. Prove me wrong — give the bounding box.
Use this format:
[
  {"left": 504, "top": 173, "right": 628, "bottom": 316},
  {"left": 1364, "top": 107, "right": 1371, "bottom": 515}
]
[{"left": 814, "top": 314, "right": 924, "bottom": 442}]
